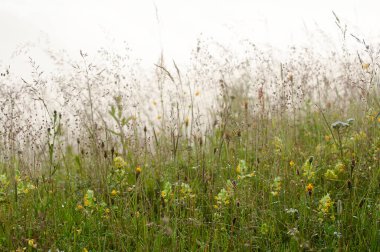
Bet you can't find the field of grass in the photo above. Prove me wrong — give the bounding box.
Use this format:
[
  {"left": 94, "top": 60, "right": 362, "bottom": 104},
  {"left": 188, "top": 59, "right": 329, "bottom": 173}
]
[{"left": 0, "top": 29, "right": 379, "bottom": 251}]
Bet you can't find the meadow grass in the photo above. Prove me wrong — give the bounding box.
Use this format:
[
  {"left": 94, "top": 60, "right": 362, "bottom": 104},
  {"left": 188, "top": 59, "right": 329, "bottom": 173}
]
[{"left": 0, "top": 31, "right": 379, "bottom": 251}]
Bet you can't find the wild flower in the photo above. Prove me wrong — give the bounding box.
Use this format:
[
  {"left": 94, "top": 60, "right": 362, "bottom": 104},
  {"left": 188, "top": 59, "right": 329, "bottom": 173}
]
[
  {"left": 0, "top": 174, "right": 9, "bottom": 201},
  {"left": 76, "top": 204, "right": 84, "bottom": 211},
  {"left": 334, "top": 162, "right": 345, "bottom": 173},
  {"left": 362, "top": 63, "right": 370, "bottom": 70},
  {"left": 215, "top": 188, "right": 231, "bottom": 206},
  {"left": 0, "top": 174, "right": 9, "bottom": 188},
  {"left": 273, "top": 137, "right": 283, "bottom": 155},
  {"left": 331, "top": 121, "right": 350, "bottom": 130},
  {"left": 289, "top": 160, "right": 295, "bottom": 167},
  {"left": 113, "top": 156, "right": 127, "bottom": 169},
  {"left": 324, "top": 135, "right": 332, "bottom": 142},
  {"left": 352, "top": 131, "right": 367, "bottom": 142},
  {"left": 111, "top": 189, "right": 119, "bottom": 197},
  {"left": 235, "top": 160, "right": 255, "bottom": 180},
  {"left": 16, "top": 175, "right": 36, "bottom": 195},
  {"left": 237, "top": 172, "right": 255, "bottom": 180},
  {"left": 215, "top": 180, "right": 235, "bottom": 207},
  {"left": 318, "top": 193, "right": 334, "bottom": 222},
  {"left": 179, "top": 182, "right": 195, "bottom": 200},
  {"left": 161, "top": 182, "right": 172, "bottom": 203},
  {"left": 103, "top": 208, "right": 111, "bottom": 219},
  {"left": 135, "top": 166, "right": 142, "bottom": 174},
  {"left": 324, "top": 169, "right": 338, "bottom": 180},
  {"left": 260, "top": 223, "right": 269, "bottom": 235},
  {"left": 271, "top": 176, "right": 282, "bottom": 196},
  {"left": 301, "top": 156, "right": 315, "bottom": 180},
  {"left": 28, "top": 239, "right": 37, "bottom": 248},
  {"left": 84, "top": 189, "right": 96, "bottom": 207},
  {"left": 306, "top": 183, "right": 314, "bottom": 196},
  {"left": 287, "top": 227, "right": 299, "bottom": 237},
  {"left": 236, "top": 160, "right": 247, "bottom": 174}
]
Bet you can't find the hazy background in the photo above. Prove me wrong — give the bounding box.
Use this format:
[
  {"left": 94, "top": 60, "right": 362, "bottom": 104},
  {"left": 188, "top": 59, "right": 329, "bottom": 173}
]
[{"left": 1, "top": 0, "right": 379, "bottom": 74}]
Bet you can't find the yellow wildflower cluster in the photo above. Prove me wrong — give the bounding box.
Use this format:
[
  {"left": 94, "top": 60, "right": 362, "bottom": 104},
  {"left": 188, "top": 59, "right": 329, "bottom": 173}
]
[
  {"left": 0, "top": 174, "right": 9, "bottom": 201},
  {"left": 236, "top": 159, "right": 255, "bottom": 180},
  {"left": 18, "top": 179, "right": 36, "bottom": 195},
  {"left": 302, "top": 156, "right": 315, "bottom": 180},
  {"left": 113, "top": 156, "right": 127, "bottom": 169},
  {"left": 271, "top": 176, "right": 282, "bottom": 196},
  {"left": 325, "top": 162, "right": 346, "bottom": 180},
  {"left": 273, "top": 137, "right": 284, "bottom": 155},
  {"left": 318, "top": 193, "right": 335, "bottom": 222},
  {"left": 161, "top": 182, "right": 173, "bottom": 203},
  {"left": 179, "top": 183, "right": 196, "bottom": 200},
  {"left": 289, "top": 160, "right": 295, "bottom": 167},
  {"left": 83, "top": 189, "right": 96, "bottom": 207},
  {"left": 236, "top": 160, "right": 247, "bottom": 174},
  {"left": 352, "top": 131, "right": 367, "bottom": 142},
  {"left": 335, "top": 162, "right": 345, "bottom": 173},
  {"left": 324, "top": 169, "right": 338, "bottom": 180},
  {"left": 214, "top": 180, "right": 235, "bottom": 208}
]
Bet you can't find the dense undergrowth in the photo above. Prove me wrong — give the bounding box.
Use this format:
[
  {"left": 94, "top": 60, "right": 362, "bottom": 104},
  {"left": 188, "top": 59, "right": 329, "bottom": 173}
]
[{"left": 0, "top": 23, "right": 379, "bottom": 251}]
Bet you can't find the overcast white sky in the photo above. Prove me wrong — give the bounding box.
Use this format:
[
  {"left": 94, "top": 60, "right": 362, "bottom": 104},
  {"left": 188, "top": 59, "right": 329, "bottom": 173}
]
[{"left": 1, "top": 0, "right": 380, "bottom": 72}]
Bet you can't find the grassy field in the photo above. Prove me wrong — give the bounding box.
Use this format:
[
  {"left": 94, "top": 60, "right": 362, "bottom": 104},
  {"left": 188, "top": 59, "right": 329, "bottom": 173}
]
[{"left": 0, "top": 31, "right": 379, "bottom": 251}]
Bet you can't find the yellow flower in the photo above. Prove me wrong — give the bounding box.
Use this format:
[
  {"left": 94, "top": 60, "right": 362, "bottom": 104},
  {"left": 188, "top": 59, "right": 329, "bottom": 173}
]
[
  {"left": 236, "top": 164, "right": 241, "bottom": 174},
  {"left": 319, "top": 193, "right": 333, "bottom": 214},
  {"left": 84, "top": 198, "right": 90, "bottom": 207},
  {"left": 105, "top": 208, "right": 110, "bottom": 214},
  {"left": 306, "top": 183, "right": 314, "bottom": 196},
  {"left": 76, "top": 204, "right": 84, "bottom": 211},
  {"left": 135, "top": 166, "right": 142, "bottom": 174},
  {"left": 83, "top": 189, "right": 96, "bottom": 207},
  {"left": 335, "top": 162, "right": 345, "bottom": 173},
  {"left": 324, "top": 135, "right": 331, "bottom": 142},
  {"left": 325, "top": 169, "right": 338, "bottom": 180},
  {"left": 28, "top": 239, "right": 37, "bottom": 248},
  {"left": 289, "top": 160, "right": 295, "bottom": 167},
  {"left": 113, "top": 156, "right": 126, "bottom": 169},
  {"left": 362, "top": 63, "right": 370, "bottom": 70},
  {"left": 161, "top": 191, "right": 167, "bottom": 198},
  {"left": 111, "top": 189, "right": 118, "bottom": 196},
  {"left": 271, "top": 191, "right": 279, "bottom": 196}
]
